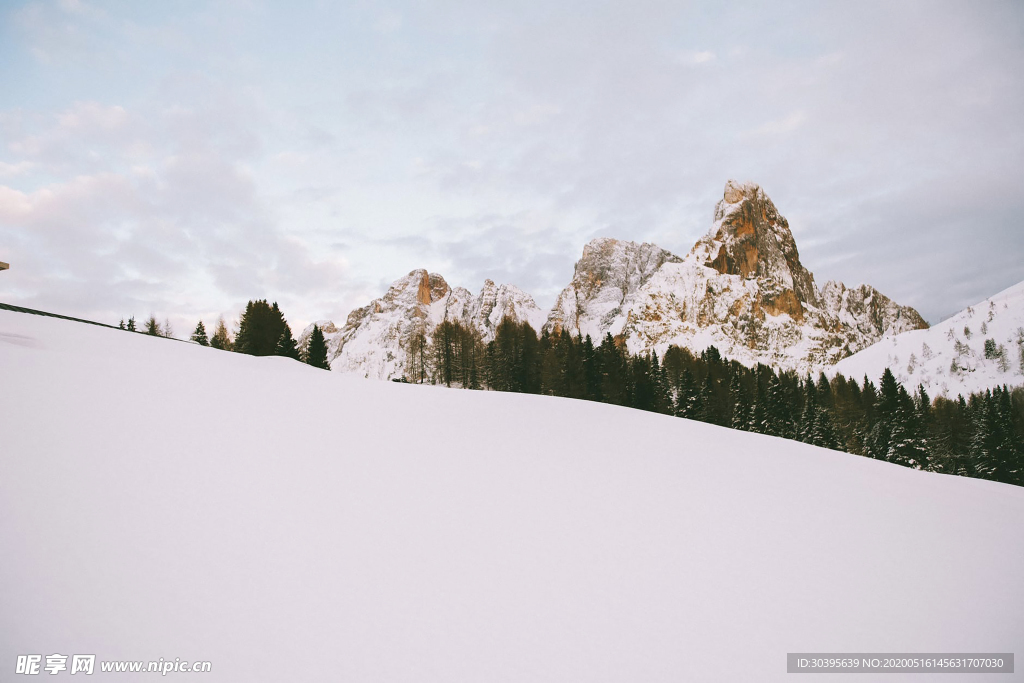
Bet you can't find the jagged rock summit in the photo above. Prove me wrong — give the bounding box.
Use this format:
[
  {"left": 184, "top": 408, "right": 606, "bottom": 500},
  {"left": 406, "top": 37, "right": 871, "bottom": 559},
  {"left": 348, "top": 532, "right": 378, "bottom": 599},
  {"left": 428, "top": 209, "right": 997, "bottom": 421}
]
[
  {"left": 544, "top": 238, "right": 682, "bottom": 340},
  {"left": 300, "top": 269, "right": 545, "bottom": 379},
  {"left": 311, "top": 180, "right": 928, "bottom": 379},
  {"left": 546, "top": 180, "right": 927, "bottom": 370},
  {"left": 695, "top": 179, "right": 818, "bottom": 318}
]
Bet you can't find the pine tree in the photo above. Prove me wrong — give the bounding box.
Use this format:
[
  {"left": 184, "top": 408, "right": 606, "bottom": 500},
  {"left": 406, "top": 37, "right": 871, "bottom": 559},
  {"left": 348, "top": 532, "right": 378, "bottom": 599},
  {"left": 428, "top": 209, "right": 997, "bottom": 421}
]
[
  {"left": 747, "top": 368, "right": 770, "bottom": 434},
  {"left": 990, "top": 386, "right": 1022, "bottom": 484},
  {"left": 675, "top": 368, "right": 697, "bottom": 419},
  {"left": 887, "top": 386, "right": 928, "bottom": 469},
  {"left": 728, "top": 369, "right": 749, "bottom": 430},
  {"left": 866, "top": 368, "right": 901, "bottom": 461},
  {"left": 234, "top": 300, "right": 297, "bottom": 357},
  {"left": 118, "top": 319, "right": 125, "bottom": 330},
  {"left": 276, "top": 329, "right": 300, "bottom": 360},
  {"left": 144, "top": 316, "right": 161, "bottom": 336},
  {"left": 582, "top": 334, "right": 602, "bottom": 402},
  {"left": 599, "top": 334, "right": 628, "bottom": 406},
  {"left": 694, "top": 373, "right": 715, "bottom": 423},
  {"left": 811, "top": 408, "right": 841, "bottom": 450},
  {"left": 126, "top": 316, "right": 136, "bottom": 332},
  {"left": 305, "top": 324, "right": 331, "bottom": 370},
  {"left": 649, "top": 352, "right": 671, "bottom": 414},
  {"left": 970, "top": 390, "right": 1000, "bottom": 479},
  {"left": 191, "top": 321, "right": 209, "bottom": 346},
  {"left": 799, "top": 376, "right": 818, "bottom": 443},
  {"left": 209, "top": 317, "right": 232, "bottom": 350}
]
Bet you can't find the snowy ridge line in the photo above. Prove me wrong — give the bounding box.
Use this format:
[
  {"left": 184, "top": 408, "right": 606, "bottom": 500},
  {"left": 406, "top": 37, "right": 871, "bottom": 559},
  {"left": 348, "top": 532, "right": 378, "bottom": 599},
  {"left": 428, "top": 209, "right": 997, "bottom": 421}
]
[{"left": 0, "top": 302, "right": 189, "bottom": 343}]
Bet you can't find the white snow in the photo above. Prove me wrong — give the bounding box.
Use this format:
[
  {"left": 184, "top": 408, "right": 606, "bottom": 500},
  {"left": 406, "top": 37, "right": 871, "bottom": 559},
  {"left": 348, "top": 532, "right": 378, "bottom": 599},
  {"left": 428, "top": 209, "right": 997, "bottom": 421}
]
[
  {"left": 2, "top": 309, "right": 1023, "bottom": 681},
  {"left": 833, "top": 280, "right": 1024, "bottom": 397}
]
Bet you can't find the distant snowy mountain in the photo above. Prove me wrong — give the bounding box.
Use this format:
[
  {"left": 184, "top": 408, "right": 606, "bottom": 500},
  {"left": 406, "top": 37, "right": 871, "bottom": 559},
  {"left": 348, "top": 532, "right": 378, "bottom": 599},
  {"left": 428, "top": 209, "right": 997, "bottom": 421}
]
[
  {"left": 545, "top": 180, "right": 927, "bottom": 370},
  {"left": 312, "top": 181, "right": 927, "bottom": 380},
  {"left": 3, "top": 307, "right": 1022, "bottom": 681},
  {"left": 833, "top": 281, "right": 1024, "bottom": 397},
  {"left": 298, "top": 270, "right": 545, "bottom": 379}
]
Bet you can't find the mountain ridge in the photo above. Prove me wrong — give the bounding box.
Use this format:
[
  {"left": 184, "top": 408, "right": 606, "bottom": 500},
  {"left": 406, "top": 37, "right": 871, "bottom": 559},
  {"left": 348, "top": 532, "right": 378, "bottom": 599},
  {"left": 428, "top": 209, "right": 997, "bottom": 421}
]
[{"left": 306, "top": 180, "right": 930, "bottom": 379}]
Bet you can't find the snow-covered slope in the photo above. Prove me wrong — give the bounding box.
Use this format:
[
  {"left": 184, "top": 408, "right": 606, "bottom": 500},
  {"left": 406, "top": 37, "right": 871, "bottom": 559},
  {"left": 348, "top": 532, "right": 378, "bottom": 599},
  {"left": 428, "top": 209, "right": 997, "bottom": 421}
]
[
  {"left": 833, "top": 280, "right": 1024, "bottom": 397},
  {"left": 2, "top": 309, "right": 1022, "bottom": 681},
  {"left": 299, "top": 271, "right": 545, "bottom": 380},
  {"left": 545, "top": 181, "right": 927, "bottom": 370}
]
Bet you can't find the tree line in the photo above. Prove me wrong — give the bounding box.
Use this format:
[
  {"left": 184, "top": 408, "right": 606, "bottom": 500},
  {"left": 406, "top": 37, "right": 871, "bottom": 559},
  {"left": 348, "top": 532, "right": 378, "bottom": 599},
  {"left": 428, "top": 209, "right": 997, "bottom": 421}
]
[
  {"left": 405, "top": 316, "right": 1024, "bottom": 488},
  {"left": 119, "top": 300, "right": 331, "bottom": 371}
]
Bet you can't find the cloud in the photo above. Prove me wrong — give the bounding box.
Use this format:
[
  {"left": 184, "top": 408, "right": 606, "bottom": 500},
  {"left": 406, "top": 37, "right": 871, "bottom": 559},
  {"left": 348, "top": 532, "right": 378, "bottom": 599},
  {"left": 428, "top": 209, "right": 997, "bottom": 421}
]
[{"left": 2, "top": 0, "right": 1023, "bottom": 332}]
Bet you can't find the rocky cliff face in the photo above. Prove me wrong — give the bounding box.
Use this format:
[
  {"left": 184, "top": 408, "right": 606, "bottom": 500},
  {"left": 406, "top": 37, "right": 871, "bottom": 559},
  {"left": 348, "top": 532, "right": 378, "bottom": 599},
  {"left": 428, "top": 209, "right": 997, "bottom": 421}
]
[
  {"left": 542, "top": 180, "right": 928, "bottom": 370},
  {"left": 544, "top": 238, "right": 681, "bottom": 340},
  {"left": 300, "top": 270, "right": 545, "bottom": 379},
  {"left": 466, "top": 279, "right": 548, "bottom": 342}
]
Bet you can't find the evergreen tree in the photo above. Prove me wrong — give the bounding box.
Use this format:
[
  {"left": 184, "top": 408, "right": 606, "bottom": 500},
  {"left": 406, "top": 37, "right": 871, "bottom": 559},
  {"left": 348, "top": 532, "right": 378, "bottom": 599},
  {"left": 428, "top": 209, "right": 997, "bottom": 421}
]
[
  {"left": 305, "top": 324, "right": 331, "bottom": 370},
  {"left": 582, "top": 334, "right": 602, "bottom": 402},
  {"left": 887, "top": 387, "right": 928, "bottom": 469},
  {"left": 276, "top": 327, "right": 300, "bottom": 361},
  {"left": 209, "top": 317, "right": 232, "bottom": 350},
  {"left": 694, "top": 373, "right": 715, "bottom": 423},
  {"left": 799, "top": 376, "right": 818, "bottom": 443},
  {"left": 765, "top": 374, "right": 792, "bottom": 437},
  {"left": 649, "top": 352, "right": 671, "bottom": 415},
  {"left": 126, "top": 316, "right": 136, "bottom": 332},
  {"left": 970, "top": 390, "right": 1000, "bottom": 479},
  {"left": 810, "top": 408, "right": 841, "bottom": 450},
  {"left": 144, "top": 316, "right": 161, "bottom": 336},
  {"left": 866, "top": 368, "right": 901, "bottom": 461},
  {"left": 599, "top": 334, "right": 629, "bottom": 406},
  {"left": 729, "top": 370, "right": 750, "bottom": 431},
  {"left": 675, "top": 368, "right": 697, "bottom": 419},
  {"left": 118, "top": 319, "right": 125, "bottom": 330},
  {"left": 987, "top": 386, "right": 1022, "bottom": 484},
  {"left": 932, "top": 395, "right": 973, "bottom": 476},
  {"left": 234, "top": 300, "right": 297, "bottom": 357},
  {"left": 191, "top": 321, "right": 209, "bottom": 346},
  {"left": 747, "top": 368, "right": 770, "bottom": 434}
]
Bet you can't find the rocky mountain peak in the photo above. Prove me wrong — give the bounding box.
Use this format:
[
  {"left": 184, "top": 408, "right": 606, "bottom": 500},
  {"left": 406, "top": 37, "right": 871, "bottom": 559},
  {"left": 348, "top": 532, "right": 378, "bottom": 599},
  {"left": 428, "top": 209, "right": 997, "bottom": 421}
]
[
  {"left": 545, "top": 237, "right": 682, "bottom": 337},
  {"left": 689, "top": 180, "right": 819, "bottom": 321},
  {"left": 394, "top": 269, "right": 449, "bottom": 306}
]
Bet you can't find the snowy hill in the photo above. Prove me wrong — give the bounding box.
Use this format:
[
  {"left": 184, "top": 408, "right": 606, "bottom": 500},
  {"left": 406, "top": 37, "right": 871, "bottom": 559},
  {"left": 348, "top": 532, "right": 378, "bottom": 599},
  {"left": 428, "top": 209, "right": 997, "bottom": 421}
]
[
  {"left": 2, "top": 308, "right": 1022, "bottom": 681},
  {"left": 833, "top": 281, "right": 1024, "bottom": 397}
]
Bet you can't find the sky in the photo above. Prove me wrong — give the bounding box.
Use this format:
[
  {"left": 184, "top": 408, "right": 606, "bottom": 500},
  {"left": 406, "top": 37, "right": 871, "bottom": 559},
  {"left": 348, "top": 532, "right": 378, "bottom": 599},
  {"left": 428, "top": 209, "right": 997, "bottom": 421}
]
[{"left": 1, "top": 0, "right": 1022, "bottom": 335}]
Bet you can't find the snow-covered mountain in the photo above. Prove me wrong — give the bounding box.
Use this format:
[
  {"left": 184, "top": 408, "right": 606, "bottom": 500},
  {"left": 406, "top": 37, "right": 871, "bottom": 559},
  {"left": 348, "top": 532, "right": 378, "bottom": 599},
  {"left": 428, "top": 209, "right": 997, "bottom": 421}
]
[
  {"left": 3, "top": 307, "right": 1023, "bottom": 681},
  {"left": 546, "top": 180, "right": 927, "bottom": 369},
  {"left": 309, "top": 180, "right": 927, "bottom": 379},
  {"left": 299, "top": 269, "right": 545, "bottom": 379},
  {"left": 833, "top": 280, "right": 1024, "bottom": 397}
]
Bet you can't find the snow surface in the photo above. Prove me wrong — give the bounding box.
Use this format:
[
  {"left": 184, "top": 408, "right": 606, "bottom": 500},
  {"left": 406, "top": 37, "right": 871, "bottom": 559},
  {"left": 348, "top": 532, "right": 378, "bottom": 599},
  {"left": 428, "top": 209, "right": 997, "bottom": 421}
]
[
  {"left": 833, "top": 280, "right": 1024, "bottom": 397},
  {"left": 2, "top": 309, "right": 1023, "bottom": 681}
]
